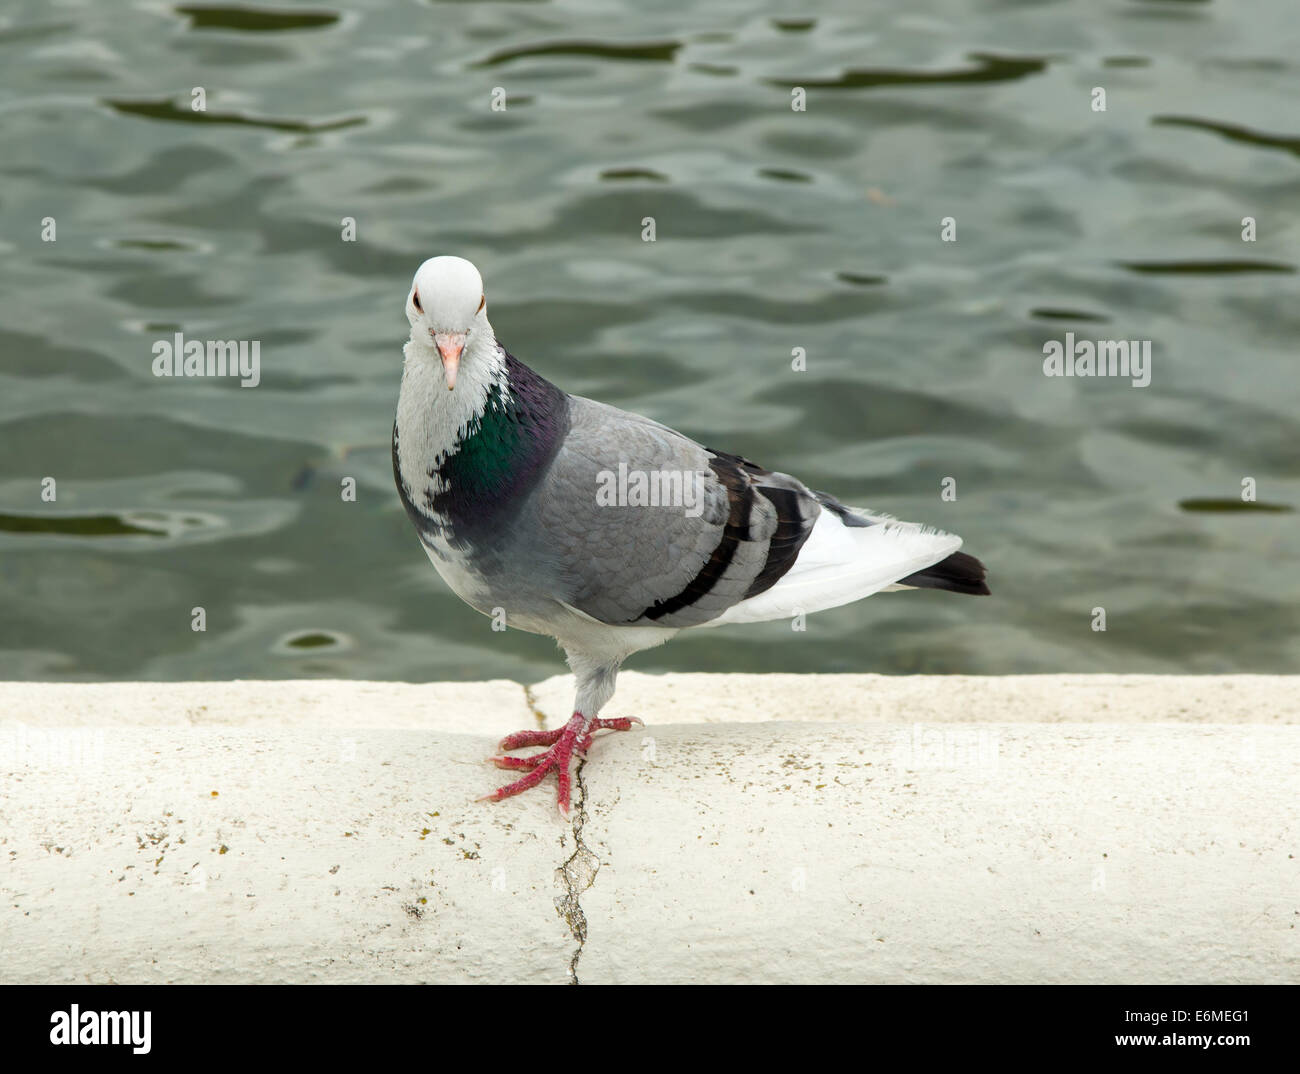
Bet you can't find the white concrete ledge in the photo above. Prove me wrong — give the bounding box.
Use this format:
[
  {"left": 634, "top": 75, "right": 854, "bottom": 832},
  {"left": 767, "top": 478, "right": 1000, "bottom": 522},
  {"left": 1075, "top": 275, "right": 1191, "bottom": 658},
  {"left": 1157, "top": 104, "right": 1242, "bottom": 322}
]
[
  {"left": 2, "top": 676, "right": 1298, "bottom": 983},
  {"left": 1, "top": 679, "right": 535, "bottom": 733},
  {"left": 531, "top": 672, "right": 1300, "bottom": 725}
]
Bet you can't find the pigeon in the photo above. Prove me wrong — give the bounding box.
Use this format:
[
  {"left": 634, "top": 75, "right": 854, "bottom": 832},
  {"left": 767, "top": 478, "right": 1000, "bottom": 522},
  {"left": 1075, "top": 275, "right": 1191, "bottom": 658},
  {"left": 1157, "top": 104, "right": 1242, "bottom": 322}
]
[{"left": 393, "top": 255, "right": 989, "bottom": 813}]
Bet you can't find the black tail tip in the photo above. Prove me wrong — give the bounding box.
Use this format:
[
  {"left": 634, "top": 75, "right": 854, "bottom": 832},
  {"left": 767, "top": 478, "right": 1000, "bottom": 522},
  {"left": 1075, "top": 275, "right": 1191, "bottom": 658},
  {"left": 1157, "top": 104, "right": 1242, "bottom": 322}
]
[{"left": 899, "top": 550, "right": 990, "bottom": 596}]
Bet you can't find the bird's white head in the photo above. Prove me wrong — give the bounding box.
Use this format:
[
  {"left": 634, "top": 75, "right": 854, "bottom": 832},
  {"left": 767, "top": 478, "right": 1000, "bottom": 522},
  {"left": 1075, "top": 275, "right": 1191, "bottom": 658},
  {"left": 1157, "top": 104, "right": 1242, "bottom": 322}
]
[{"left": 406, "top": 255, "right": 488, "bottom": 391}]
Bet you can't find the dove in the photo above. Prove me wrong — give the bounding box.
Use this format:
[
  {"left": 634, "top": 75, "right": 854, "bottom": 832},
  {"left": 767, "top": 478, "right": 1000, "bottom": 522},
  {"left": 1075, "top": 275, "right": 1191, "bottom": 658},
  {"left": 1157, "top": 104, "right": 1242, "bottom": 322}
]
[{"left": 393, "top": 256, "right": 989, "bottom": 813}]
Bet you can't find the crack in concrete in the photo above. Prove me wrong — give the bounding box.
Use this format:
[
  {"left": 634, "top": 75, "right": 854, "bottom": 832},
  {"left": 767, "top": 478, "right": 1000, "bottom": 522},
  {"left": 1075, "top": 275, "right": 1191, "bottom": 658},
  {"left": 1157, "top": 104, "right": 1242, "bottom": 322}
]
[
  {"left": 554, "top": 756, "right": 599, "bottom": 985},
  {"left": 516, "top": 681, "right": 601, "bottom": 985},
  {"left": 522, "top": 683, "right": 548, "bottom": 731}
]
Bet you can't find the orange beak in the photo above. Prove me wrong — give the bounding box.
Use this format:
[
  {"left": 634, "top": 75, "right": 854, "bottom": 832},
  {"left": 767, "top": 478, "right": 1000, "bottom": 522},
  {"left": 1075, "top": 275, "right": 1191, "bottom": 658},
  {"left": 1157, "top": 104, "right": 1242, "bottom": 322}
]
[{"left": 432, "top": 332, "right": 465, "bottom": 391}]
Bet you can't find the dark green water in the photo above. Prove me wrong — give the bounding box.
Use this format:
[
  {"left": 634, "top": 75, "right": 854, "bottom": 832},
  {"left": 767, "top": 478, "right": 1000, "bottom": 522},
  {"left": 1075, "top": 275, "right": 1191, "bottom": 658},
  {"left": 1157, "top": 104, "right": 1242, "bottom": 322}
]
[{"left": 1, "top": 0, "right": 1297, "bottom": 682}]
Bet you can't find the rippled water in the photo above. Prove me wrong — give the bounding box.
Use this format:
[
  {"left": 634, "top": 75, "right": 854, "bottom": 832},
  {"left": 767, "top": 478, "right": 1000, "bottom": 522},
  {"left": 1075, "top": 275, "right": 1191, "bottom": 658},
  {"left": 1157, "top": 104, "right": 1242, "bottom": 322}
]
[{"left": 2, "top": 0, "right": 1297, "bottom": 683}]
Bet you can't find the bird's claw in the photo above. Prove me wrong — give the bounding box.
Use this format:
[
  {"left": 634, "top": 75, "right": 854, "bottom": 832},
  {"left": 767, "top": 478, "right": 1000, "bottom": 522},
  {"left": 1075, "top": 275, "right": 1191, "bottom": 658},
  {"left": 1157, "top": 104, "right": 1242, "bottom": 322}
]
[
  {"left": 481, "top": 712, "right": 642, "bottom": 812},
  {"left": 489, "top": 753, "right": 545, "bottom": 770}
]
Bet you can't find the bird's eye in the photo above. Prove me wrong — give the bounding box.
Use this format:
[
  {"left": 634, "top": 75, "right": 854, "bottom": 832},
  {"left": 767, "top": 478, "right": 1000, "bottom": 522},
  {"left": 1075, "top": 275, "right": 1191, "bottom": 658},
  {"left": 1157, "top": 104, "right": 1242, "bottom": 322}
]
[
  {"left": 477, "top": 294, "right": 485, "bottom": 313},
  {"left": 413, "top": 290, "right": 423, "bottom": 312}
]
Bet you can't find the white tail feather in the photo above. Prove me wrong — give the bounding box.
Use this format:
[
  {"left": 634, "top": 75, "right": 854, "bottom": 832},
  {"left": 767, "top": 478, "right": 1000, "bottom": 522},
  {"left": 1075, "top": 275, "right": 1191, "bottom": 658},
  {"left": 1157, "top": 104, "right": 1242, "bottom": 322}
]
[{"left": 704, "top": 509, "right": 961, "bottom": 626}]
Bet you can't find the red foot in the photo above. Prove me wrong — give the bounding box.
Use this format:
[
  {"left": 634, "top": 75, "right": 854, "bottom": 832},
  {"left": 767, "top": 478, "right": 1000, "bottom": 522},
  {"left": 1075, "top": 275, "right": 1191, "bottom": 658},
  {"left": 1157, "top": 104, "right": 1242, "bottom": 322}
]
[{"left": 482, "top": 712, "right": 642, "bottom": 813}]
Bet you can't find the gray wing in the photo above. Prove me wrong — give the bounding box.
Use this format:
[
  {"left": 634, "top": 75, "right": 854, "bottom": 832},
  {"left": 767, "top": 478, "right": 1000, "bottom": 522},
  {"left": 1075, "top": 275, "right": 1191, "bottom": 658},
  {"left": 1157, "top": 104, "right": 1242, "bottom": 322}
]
[{"left": 526, "top": 396, "right": 825, "bottom": 628}]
